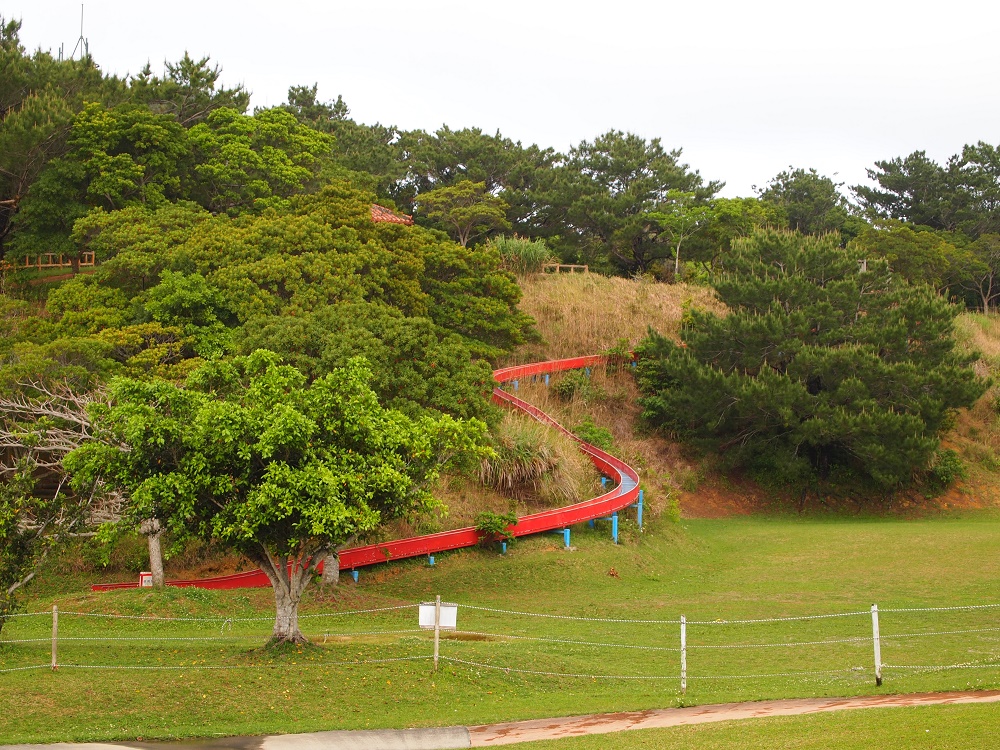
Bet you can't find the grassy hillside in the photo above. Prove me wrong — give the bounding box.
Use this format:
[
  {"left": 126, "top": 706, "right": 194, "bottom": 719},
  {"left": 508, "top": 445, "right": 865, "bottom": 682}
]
[
  {"left": 510, "top": 273, "right": 722, "bottom": 363},
  {"left": 516, "top": 272, "right": 1000, "bottom": 515}
]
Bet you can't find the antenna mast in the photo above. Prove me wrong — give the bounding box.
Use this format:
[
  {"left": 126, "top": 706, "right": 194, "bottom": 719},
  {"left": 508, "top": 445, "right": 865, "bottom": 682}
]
[{"left": 69, "top": 4, "right": 89, "bottom": 60}]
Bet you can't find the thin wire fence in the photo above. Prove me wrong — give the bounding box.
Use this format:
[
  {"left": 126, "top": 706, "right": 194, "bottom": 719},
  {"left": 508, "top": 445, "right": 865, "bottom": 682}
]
[{"left": 1, "top": 600, "right": 997, "bottom": 691}]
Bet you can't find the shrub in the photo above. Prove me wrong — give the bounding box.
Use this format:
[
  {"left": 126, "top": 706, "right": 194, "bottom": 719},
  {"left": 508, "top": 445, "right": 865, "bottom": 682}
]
[
  {"left": 552, "top": 370, "right": 605, "bottom": 403},
  {"left": 573, "top": 416, "right": 614, "bottom": 451},
  {"left": 928, "top": 449, "right": 967, "bottom": 491},
  {"left": 474, "top": 511, "right": 518, "bottom": 544},
  {"left": 637, "top": 230, "right": 987, "bottom": 489},
  {"left": 603, "top": 338, "right": 634, "bottom": 374}
]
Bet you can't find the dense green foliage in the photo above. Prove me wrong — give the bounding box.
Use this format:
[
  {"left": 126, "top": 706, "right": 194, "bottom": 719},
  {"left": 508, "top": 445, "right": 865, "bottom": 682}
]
[
  {"left": 524, "top": 132, "right": 723, "bottom": 275},
  {"left": 6, "top": 15, "right": 1000, "bottom": 293},
  {"left": 849, "top": 145, "right": 1000, "bottom": 310},
  {"left": 65, "top": 352, "right": 488, "bottom": 640},
  {"left": 636, "top": 230, "right": 987, "bottom": 488},
  {"left": 2, "top": 180, "right": 532, "bottom": 419},
  {"left": 855, "top": 144, "right": 1000, "bottom": 237}
]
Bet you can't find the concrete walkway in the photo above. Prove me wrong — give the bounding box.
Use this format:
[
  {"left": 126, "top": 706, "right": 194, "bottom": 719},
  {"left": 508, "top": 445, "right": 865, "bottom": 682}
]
[{"left": 5, "top": 690, "right": 999, "bottom": 750}]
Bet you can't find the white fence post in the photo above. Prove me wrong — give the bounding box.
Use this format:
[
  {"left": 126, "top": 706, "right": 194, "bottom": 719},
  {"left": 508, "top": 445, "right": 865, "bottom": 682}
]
[
  {"left": 433, "top": 594, "right": 441, "bottom": 672},
  {"left": 51, "top": 605, "right": 58, "bottom": 671},
  {"left": 680, "top": 615, "right": 687, "bottom": 694},
  {"left": 871, "top": 603, "right": 882, "bottom": 686}
]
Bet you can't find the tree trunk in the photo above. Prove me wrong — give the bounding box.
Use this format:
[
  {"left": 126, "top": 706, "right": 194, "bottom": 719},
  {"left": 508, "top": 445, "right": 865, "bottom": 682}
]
[
  {"left": 321, "top": 552, "right": 340, "bottom": 586},
  {"left": 250, "top": 547, "right": 317, "bottom": 644},
  {"left": 140, "top": 518, "right": 164, "bottom": 587},
  {"left": 273, "top": 583, "right": 302, "bottom": 643}
]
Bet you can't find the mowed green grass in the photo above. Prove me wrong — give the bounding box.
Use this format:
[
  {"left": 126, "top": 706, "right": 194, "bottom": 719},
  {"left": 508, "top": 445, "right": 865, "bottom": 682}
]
[
  {"left": 1, "top": 514, "right": 998, "bottom": 744},
  {"left": 518, "top": 703, "right": 1000, "bottom": 750}
]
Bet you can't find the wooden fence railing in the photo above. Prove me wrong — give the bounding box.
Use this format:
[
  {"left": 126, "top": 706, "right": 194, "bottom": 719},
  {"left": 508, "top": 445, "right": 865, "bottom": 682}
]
[{"left": 16, "top": 252, "right": 95, "bottom": 270}]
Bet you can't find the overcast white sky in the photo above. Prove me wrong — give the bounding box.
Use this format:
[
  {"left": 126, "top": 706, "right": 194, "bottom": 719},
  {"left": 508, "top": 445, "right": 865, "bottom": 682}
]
[{"left": 7, "top": 0, "right": 999, "bottom": 197}]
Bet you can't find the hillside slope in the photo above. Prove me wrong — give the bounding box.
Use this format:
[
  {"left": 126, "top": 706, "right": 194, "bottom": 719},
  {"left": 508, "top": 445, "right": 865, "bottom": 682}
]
[{"left": 514, "top": 272, "right": 1000, "bottom": 515}]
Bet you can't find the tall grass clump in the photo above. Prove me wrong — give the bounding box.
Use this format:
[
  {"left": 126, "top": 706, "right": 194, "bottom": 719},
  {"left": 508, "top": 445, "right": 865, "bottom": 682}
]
[
  {"left": 480, "top": 413, "right": 594, "bottom": 504},
  {"left": 489, "top": 235, "right": 554, "bottom": 276}
]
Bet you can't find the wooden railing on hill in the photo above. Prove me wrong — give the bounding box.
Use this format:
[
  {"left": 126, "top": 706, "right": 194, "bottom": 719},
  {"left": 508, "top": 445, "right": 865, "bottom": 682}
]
[{"left": 17, "top": 252, "right": 95, "bottom": 270}]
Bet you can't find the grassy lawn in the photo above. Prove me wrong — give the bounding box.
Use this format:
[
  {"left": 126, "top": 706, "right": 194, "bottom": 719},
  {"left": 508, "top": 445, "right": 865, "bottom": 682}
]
[
  {"left": 518, "top": 703, "right": 1000, "bottom": 750},
  {"left": 1, "top": 513, "right": 998, "bottom": 744}
]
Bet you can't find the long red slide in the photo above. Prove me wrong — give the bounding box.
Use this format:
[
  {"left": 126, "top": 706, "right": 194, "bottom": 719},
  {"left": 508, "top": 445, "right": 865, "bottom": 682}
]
[{"left": 92, "top": 355, "right": 640, "bottom": 591}]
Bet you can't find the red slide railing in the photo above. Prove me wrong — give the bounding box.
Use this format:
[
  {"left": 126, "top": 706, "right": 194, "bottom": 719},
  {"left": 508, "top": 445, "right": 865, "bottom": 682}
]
[{"left": 92, "top": 356, "right": 640, "bottom": 591}]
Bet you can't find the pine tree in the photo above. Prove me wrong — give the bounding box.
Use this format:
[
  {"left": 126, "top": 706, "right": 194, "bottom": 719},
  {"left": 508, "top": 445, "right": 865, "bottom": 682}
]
[{"left": 636, "top": 229, "right": 987, "bottom": 488}]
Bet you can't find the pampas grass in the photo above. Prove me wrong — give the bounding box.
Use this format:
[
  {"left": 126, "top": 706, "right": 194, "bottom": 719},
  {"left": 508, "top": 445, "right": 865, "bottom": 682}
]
[
  {"left": 480, "top": 412, "right": 596, "bottom": 505},
  {"left": 488, "top": 235, "right": 554, "bottom": 277}
]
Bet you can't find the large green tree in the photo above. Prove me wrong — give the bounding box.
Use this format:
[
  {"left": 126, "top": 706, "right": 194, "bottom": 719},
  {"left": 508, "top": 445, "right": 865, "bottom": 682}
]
[
  {"left": 399, "top": 126, "right": 554, "bottom": 214},
  {"left": 531, "top": 130, "right": 722, "bottom": 274},
  {"left": 128, "top": 52, "right": 249, "bottom": 126},
  {"left": 66, "top": 352, "right": 488, "bottom": 643},
  {"left": 756, "top": 167, "right": 864, "bottom": 239},
  {"left": 187, "top": 107, "right": 333, "bottom": 215},
  {"left": 849, "top": 222, "right": 973, "bottom": 294},
  {"left": 417, "top": 179, "right": 510, "bottom": 246},
  {"left": 636, "top": 230, "right": 986, "bottom": 489}
]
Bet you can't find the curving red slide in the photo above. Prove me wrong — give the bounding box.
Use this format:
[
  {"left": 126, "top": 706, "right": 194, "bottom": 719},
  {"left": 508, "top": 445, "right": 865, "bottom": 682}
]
[{"left": 92, "top": 355, "right": 640, "bottom": 591}]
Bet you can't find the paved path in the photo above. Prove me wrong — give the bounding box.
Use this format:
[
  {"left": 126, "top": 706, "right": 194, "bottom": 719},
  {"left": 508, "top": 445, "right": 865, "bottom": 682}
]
[
  {"left": 4, "top": 691, "right": 999, "bottom": 750},
  {"left": 467, "top": 690, "right": 1000, "bottom": 745}
]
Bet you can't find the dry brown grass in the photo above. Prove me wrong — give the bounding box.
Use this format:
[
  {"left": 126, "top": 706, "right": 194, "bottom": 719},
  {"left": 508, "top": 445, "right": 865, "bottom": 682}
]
[
  {"left": 941, "top": 313, "right": 1000, "bottom": 506},
  {"left": 509, "top": 273, "right": 722, "bottom": 363}
]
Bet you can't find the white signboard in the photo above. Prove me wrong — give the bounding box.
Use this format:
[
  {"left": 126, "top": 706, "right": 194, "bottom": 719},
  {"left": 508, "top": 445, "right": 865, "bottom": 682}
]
[{"left": 419, "top": 602, "right": 458, "bottom": 630}]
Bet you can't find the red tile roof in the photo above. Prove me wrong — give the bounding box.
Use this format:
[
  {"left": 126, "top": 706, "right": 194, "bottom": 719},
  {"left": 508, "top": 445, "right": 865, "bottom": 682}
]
[{"left": 371, "top": 204, "right": 414, "bottom": 225}]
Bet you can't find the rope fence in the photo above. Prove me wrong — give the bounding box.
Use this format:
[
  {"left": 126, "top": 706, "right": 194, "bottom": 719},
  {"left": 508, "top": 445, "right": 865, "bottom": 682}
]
[{"left": 1, "top": 599, "right": 997, "bottom": 692}]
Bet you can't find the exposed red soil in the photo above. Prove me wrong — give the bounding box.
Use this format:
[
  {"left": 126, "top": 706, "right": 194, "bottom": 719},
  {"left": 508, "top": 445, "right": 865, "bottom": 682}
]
[{"left": 678, "top": 475, "right": 762, "bottom": 518}]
